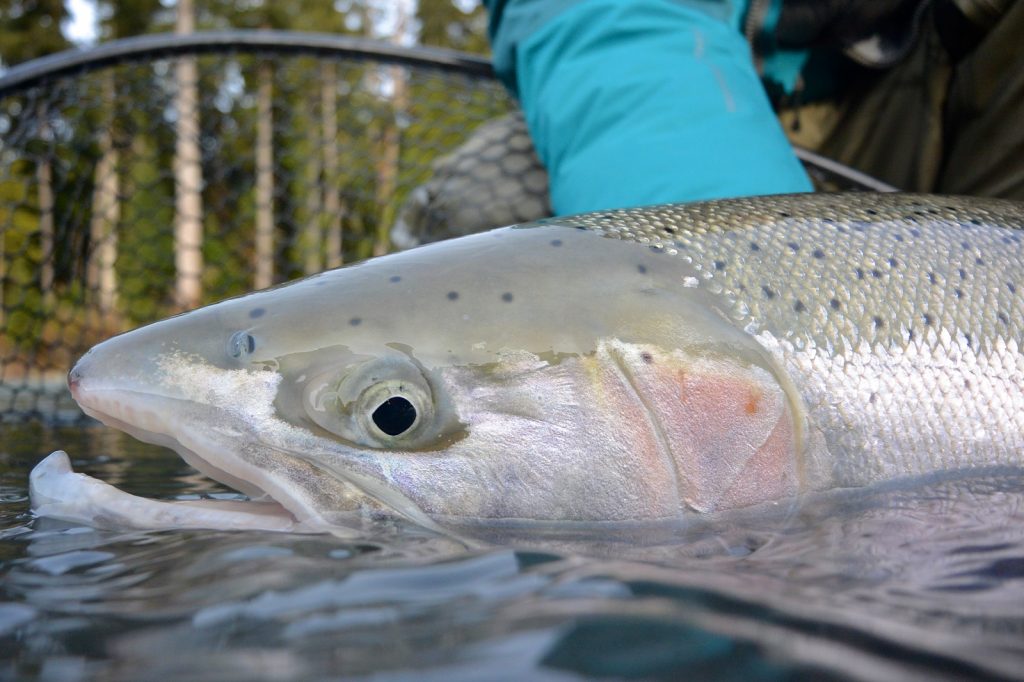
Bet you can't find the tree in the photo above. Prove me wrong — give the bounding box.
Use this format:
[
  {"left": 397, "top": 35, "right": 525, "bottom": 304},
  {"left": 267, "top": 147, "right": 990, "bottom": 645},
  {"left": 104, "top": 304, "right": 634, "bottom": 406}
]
[
  {"left": 173, "top": 0, "right": 204, "bottom": 310},
  {"left": 0, "top": 0, "right": 70, "bottom": 326}
]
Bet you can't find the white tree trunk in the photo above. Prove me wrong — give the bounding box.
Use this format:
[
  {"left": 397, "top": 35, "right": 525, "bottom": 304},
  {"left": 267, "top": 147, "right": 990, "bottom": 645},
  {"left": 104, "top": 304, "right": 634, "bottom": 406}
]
[
  {"left": 322, "top": 62, "right": 343, "bottom": 269},
  {"left": 87, "top": 73, "right": 120, "bottom": 318},
  {"left": 173, "top": 0, "right": 203, "bottom": 310},
  {"left": 301, "top": 71, "right": 324, "bottom": 276},
  {"left": 88, "top": 128, "right": 120, "bottom": 316},
  {"left": 254, "top": 60, "right": 275, "bottom": 290},
  {"left": 373, "top": 4, "right": 411, "bottom": 257}
]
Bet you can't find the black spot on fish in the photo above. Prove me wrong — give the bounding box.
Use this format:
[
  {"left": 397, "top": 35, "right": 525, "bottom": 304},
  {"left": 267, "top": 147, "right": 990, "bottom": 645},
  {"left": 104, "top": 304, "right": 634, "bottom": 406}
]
[
  {"left": 965, "top": 379, "right": 971, "bottom": 390},
  {"left": 998, "top": 312, "right": 1009, "bottom": 325},
  {"left": 830, "top": 298, "right": 841, "bottom": 310},
  {"left": 550, "top": 239, "right": 563, "bottom": 247},
  {"left": 894, "top": 234, "right": 904, "bottom": 242},
  {"left": 787, "top": 241, "right": 800, "bottom": 252},
  {"left": 910, "top": 228, "right": 921, "bottom": 237},
  {"left": 389, "top": 275, "right": 402, "bottom": 283},
  {"left": 928, "top": 272, "right": 937, "bottom": 285},
  {"left": 641, "top": 352, "right": 654, "bottom": 364},
  {"left": 1008, "top": 282, "right": 1017, "bottom": 294},
  {"left": 888, "top": 257, "right": 899, "bottom": 268},
  {"left": 961, "top": 241, "right": 971, "bottom": 249},
  {"left": 447, "top": 291, "right": 459, "bottom": 301},
  {"left": 714, "top": 260, "right": 726, "bottom": 271},
  {"left": 904, "top": 215, "right": 918, "bottom": 223},
  {"left": 965, "top": 333, "right": 973, "bottom": 347},
  {"left": 954, "top": 288, "right": 963, "bottom": 299},
  {"left": 750, "top": 242, "right": 760, "bottom": 252},
  {"left": 663, "top": 226, "right": 677, "bottom": 234},
  {"left": 794, "top": 300, "right": 806, "bottom": 313},
  {"left": 970, "top": 218, "right": 982, "bottom": 226},
  {"left": 856, "top": 268, "right": 865, "bottom": 280},
  {"left": 349, "top": 317, "right": 362, "bottom": 326},
  {"left": 813, "top": 249, "right": 826, "bottom": 259},
  {"left": 866, "top": 209, "right": 878, "bottom": 216},
  {"left": 872, "top": 269, "right": 882, "bottom": 279},
  {"left": 249, "top": 307, "right": 266, "bottom": 319},
  {"left": 873, "top": 316, "right": 884, "bottom": 329},
  {"left": 637, "top": 264, "right": 648, "bottom": 274},
  {"left": 923, "top": 313, "right": 934, "bottom": 326},
  {"left": 778, "top": 211, "right": 791, "bottom": 218},
  {"left": 649, "top": 245, "right": 664, "bottom": 253},
  {"left": 959, "top": 268, "right": 967, "bottom": 279},
  {"left": 976, "top": 257, "right": 985, "bottom": 266},
  {"left": 502, "top": 292, "right": 514, "bottom": 303},
  {"left": 908, "top": 329, "right": 915, "bottom": 341},
  {"left": 762, "top": 286, "right": 776, "bottom": 299},
  {"left": 869, "top": 392, "right": 878, "bottom": 404}
]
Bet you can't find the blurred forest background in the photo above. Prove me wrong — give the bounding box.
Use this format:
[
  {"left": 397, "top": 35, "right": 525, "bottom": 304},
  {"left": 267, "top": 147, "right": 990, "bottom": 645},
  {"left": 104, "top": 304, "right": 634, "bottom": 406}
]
[{"left": 0, "top": 1, "right": 509, "bottom": 401}]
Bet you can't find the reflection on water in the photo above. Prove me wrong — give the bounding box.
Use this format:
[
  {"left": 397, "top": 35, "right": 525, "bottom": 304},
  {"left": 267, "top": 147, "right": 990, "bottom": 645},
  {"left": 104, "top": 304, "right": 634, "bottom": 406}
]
[{"left": 2, "top": 424, "right": 1024, "bottom": 680}]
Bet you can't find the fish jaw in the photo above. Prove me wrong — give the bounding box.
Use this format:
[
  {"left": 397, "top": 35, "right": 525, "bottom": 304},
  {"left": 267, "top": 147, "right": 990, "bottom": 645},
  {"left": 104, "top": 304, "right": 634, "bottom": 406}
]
[{"left": 58, "top": 336, "right": 420, "bottom": 534}]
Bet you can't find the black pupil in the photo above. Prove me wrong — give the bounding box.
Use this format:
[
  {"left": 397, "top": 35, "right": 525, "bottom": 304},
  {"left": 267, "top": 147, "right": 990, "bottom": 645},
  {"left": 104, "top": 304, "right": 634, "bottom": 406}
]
[{"left": 372, "top": 397, "right": 417, "bottom": 436}]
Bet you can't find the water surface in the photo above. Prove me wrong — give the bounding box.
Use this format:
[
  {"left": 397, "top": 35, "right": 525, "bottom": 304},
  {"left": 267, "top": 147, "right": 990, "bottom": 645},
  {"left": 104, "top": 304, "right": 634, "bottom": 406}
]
[{"left": 2, "top": 424, "right": 1023, "bottom": 680}]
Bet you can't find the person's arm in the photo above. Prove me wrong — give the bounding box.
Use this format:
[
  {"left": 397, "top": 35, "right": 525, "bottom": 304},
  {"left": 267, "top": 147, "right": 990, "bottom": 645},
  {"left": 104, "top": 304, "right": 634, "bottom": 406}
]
[{"left": 485, "top": 0, "right": 812, "bottom": 215}]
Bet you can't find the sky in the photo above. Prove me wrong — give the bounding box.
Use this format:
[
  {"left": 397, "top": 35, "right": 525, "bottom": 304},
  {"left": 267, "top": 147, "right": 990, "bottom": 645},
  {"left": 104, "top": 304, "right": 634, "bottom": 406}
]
[
  {"left": 60, "top": 0, "right": 434, "bottom": 47},
  {"left": 64, "top": 0, "right": 99, "bottom": 45}
]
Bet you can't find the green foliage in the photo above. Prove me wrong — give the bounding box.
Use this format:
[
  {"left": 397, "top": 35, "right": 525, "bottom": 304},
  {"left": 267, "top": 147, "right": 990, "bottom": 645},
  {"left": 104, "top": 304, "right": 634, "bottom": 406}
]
[
  {"left": 0, "top": 1, "right": 506, "bottom": 413},
  {"left": 0, "top": 0, "right": 69, "bottom": 65}
]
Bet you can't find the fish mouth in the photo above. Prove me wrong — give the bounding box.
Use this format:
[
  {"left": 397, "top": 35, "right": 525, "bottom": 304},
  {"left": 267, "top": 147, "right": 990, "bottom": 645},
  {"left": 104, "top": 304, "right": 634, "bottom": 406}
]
[{"left": 31, "top": 382, "right": 379, "bottom": 535}]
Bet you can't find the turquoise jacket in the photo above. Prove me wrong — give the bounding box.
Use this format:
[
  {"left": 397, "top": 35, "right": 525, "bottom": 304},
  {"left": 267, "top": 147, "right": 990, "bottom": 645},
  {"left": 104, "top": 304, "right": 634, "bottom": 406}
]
[{"left": 483, "top": 0, "right": 812, "bottom": 214}]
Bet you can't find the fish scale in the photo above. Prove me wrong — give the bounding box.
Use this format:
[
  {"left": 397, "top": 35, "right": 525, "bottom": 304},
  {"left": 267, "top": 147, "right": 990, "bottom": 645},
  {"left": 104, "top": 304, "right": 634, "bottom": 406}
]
[{"left": 560, "top": 193, "right": 1024, "bottom": 484}]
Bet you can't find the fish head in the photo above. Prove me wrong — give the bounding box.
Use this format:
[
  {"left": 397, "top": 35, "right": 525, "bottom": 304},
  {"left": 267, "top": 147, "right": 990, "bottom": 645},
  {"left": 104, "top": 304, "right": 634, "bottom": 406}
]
[{"left": 69, "top": 224, "right": 805, "bottom": 532}]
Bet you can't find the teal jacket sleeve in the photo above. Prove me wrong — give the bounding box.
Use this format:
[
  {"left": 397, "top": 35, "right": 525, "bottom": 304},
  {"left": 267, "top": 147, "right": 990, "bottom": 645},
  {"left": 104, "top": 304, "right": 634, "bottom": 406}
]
[{"left": 484, "top": 0, "right": 813, "bottom": 215}]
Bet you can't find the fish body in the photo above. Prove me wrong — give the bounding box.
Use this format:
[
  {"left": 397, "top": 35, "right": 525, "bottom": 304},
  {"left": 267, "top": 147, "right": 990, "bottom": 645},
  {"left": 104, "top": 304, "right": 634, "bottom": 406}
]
[{"left": 34, "top": 193, "right": 1024, "bottom": 532}]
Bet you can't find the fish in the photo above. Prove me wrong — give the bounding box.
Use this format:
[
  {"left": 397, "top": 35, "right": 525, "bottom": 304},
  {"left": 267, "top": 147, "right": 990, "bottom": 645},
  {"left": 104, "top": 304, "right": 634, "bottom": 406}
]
[{"left": 29, "top": 193, "right": 1024, "bottom": 534}]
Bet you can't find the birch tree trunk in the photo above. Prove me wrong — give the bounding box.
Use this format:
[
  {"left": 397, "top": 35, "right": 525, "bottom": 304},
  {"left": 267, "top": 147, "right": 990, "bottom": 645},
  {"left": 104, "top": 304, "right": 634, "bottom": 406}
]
[
  {"left": 173, "top": 0, "right": 203, "bottom": 310},
  {"left": 87, "top": 72, "right": 120, "bottom": 320},
  {"left": 301, "top": 68, "right": 324, "bottom": 276},
  {"left": 373, "top": 5, "right": 411, "bottom": 257},
  {"left": 322, "top": 62, "right": 343, "bottom": 269},
  {"left": 254, "top": 60, "right": 275, "bottom": 289}
]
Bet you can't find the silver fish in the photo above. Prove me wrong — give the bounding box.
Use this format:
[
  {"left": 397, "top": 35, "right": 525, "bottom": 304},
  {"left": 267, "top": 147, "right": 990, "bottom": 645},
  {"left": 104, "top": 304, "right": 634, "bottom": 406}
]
[{"left": 30, "top": 193, "right": 1024, "bottom": 533}]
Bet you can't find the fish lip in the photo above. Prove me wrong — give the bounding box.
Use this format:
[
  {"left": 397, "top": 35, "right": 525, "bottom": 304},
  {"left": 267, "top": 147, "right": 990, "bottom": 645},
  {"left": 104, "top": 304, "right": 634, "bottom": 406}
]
[
  {"left": 71, "top": 383, "right": 450, "bottom": 536},
  {"left": 69, "top": 384, "right": 367, "bottom": 530}
]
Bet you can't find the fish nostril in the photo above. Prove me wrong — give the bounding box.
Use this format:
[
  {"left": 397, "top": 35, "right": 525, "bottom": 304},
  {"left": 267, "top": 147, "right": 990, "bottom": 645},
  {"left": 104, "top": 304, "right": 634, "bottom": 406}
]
[{"left": 68, "top": 359, "right": 88, "bottom": 395}]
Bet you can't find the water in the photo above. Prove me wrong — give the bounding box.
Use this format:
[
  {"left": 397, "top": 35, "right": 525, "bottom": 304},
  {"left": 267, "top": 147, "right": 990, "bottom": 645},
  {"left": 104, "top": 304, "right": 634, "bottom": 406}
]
[{"left": 2, "top": 424, "right": 1023, "bottom": 681}]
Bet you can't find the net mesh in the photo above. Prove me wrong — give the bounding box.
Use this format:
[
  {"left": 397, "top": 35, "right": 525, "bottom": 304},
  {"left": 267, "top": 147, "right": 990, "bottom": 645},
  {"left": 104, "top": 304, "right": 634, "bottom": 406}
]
[
  {"left": 0, "top": 34, "right": 880, "bottom": 423},
  {"left": 0, "top": 41, "right": 510, "bottom": 422}
]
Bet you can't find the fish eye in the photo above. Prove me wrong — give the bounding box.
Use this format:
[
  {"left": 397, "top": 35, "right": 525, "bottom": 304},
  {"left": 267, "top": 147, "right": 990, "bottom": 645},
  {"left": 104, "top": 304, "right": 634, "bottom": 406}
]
[
  {"left": 228, "top": 331, "right": 256, "bottom": 358},
  {"left": 372, "top": 396, "right": 417, "bottom": 436},
  {"left": 302, "top": 356, "right": 445, "bottom": 449},
  {"left": 355, "top": 379, "right": 430, "bottom": 443}
]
